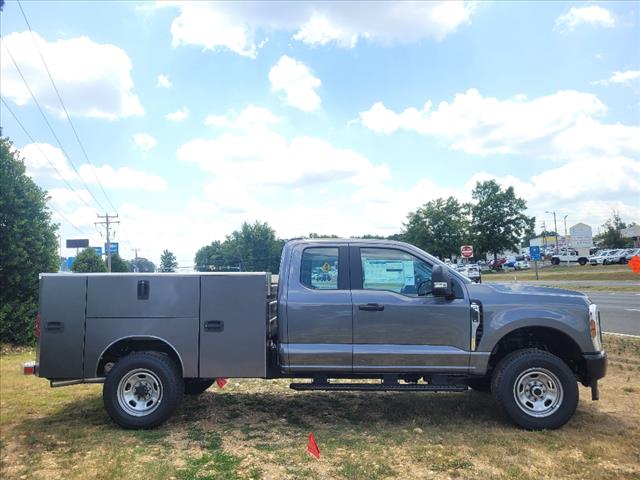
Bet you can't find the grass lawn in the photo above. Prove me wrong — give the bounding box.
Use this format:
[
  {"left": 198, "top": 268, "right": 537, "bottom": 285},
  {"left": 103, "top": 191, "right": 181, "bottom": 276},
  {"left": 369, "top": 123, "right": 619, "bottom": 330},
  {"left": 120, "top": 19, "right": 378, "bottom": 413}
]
[
  {"left": 484, "top": 264, "right": 638, "bottom": 282},
  {"left": 1, "top": 334, "right": 638, "bottom": 480}
]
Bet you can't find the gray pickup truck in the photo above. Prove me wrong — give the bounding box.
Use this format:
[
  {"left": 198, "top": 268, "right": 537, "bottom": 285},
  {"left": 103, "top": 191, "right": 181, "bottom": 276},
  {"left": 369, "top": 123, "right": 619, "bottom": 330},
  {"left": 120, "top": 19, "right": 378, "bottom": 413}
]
[{"left": 25, "top": 239, "right": 607, "bottom": 430}]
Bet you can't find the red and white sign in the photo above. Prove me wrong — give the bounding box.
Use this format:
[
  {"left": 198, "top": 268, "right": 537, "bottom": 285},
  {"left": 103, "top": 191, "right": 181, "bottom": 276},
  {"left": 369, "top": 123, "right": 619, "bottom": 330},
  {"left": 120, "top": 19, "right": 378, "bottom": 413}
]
[{"left": 460, "top": 245, "right": 474, "bottom": 258}]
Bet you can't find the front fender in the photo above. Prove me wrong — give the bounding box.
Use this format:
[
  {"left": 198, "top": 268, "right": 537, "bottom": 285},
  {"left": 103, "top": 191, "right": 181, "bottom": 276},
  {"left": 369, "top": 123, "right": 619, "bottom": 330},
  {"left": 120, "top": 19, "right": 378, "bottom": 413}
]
[{"left": 479, "top": 303, "right": 593, "bottom": 353}]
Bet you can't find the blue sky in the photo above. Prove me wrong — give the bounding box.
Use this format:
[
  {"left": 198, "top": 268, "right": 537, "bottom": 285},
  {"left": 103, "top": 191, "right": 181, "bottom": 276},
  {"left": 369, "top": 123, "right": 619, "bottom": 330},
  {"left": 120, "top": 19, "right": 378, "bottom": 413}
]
[{"left": 1, "top": 1, "right": 638, "bottom": 267}]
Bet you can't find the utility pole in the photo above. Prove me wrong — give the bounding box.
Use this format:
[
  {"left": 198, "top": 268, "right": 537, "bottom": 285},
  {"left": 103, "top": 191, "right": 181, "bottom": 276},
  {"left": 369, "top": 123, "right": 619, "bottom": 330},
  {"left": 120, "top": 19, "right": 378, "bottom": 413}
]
[
  {"left": 546, "top": 210, "right": 559, "bottom": 253},
  {"left": 95, "top": 214, "right": 119, "bottom": 272},
  {"left": 563, "top": 215, "right": 569, "bottom": 247}
]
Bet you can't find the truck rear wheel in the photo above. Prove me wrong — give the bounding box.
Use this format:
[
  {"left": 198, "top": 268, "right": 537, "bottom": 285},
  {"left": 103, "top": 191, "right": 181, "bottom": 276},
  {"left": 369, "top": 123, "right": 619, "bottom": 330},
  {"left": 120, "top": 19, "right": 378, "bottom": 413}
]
[
  {"left": 184, "top": 379, "right": 214, "bottom": 395},
  {"left": 578, "top": 258, "right": 587, "bottom": 266},
  {"left": 491, "top": 349, "right": 578, "bottom": 430},
  {"left": 103, "top": 352, "right": 183, "bottom": 429}
]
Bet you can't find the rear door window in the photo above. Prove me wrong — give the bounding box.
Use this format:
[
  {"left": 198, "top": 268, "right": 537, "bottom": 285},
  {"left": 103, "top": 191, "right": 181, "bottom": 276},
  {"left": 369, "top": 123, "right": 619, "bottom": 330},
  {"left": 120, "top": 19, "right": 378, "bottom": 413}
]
[{"left": 300, "top": 247, "right": 340, "bottom": 290}]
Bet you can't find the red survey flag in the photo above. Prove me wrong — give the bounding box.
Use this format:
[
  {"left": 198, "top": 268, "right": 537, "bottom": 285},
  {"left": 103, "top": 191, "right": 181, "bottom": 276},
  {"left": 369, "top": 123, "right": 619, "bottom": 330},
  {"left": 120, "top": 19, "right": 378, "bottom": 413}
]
[
  {"left": 216, "top": 377, "right": 228, "bottom": 388},
  {"left": 307, "top": 432, "right": 320, "bottom": 459},
  {"left": 629, "top": 255, "right": 640, "bottom": 274}
]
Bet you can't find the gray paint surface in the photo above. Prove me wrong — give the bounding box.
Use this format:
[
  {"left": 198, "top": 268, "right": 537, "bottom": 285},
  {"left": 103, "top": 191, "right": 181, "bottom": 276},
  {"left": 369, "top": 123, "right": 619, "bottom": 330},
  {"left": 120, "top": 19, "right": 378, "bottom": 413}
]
[
  {"left": 37, "top": 275, "right": 86, "bottom": 379},
  {"left": 199, "top": 273, "right": 269, "bottom": 377}
]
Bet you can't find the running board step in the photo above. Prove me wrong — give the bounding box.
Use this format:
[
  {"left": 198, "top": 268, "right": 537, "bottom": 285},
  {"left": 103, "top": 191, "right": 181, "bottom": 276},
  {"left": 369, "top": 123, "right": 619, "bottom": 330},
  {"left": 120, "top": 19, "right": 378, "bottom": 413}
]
[{"left": 289, "top": 382, "right": 468, "bottom": 392}]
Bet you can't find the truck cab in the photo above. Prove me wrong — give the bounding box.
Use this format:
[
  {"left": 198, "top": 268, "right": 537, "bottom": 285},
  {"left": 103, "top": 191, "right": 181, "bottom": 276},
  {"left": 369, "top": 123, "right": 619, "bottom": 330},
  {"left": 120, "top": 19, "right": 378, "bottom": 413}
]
[{"left": 26, "top": 239, "right": 607, "bottom": 431}]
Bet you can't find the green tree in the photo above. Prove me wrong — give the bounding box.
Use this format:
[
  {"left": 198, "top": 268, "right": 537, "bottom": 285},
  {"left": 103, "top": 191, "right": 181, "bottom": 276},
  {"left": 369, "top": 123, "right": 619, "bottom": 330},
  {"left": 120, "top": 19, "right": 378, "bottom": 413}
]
[
  {"left": 224, "top": 221, "right": 283, "bottom": 272},
  {"left": 594, "top": 211, "right": 628, "bottom": 248},
  {"left": 0, "top": 137, "right": 59, "bottom": 344},
  {"left": 159, "top": 249, "right": 178, "bottom": 272},
  {"left": 194, "top": 241, "right": 226, "bottom": 271},
  {"left": 108, "top": 253, "right": 129, "bottom": 272},
  {"left": 403, "top": 197, "right": 470, "bottom": 259},
  {"left": 72, "top": 248, "right": 107, "bottom": 273},
  {"left": 468, "top": 180, "right": 534, "bottom": 262},
  {"left": 128, "top": 257, "right": 156, "bottom": 272}
]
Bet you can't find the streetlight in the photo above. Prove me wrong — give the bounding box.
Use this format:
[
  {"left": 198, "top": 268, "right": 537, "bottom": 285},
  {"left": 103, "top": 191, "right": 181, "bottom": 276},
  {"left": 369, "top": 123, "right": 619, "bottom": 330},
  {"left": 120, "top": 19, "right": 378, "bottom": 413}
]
[{"left": 545, "top": 210, "right": 559, "bottom": 253}]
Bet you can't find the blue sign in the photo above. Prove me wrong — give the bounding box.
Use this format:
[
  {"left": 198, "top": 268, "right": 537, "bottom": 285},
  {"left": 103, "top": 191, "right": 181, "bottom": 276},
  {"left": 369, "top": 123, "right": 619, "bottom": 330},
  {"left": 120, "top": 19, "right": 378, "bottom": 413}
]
[
  {"left": 529, "top": 246, "right": 541, "bottom": 261},
  {"left": 104, "top": 243, "right": 119, "bottom": 254},
  {"left": 93, "top": 247, "right": 103, "bottom": 256},
  {"left": 66, "top": 257, "right": 75, "bottom": 270}
]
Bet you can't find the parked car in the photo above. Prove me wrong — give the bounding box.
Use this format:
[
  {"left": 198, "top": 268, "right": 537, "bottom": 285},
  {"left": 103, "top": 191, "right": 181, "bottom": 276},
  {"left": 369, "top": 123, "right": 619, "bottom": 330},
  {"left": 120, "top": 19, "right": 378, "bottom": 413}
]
[
  {"left": 603, "top": 249, "right": 626, "bottom": 265},
  {"left": 459, "top": 264, "right": 482, "bottom": 283},
  {"left": 24, "top": 239, "right": 607, "bottom": 430},
  {"left": 550, "top": 249, "right": 589, "bottom": 266},
  {"left": 625, "top": 248, "right": 640, "bottom": 262},
  {"left": 514, "top": 260, "right": 531, "bottom": 270},
  {"left": 589, "top": 250, "right": 611, "bottom": 266}
]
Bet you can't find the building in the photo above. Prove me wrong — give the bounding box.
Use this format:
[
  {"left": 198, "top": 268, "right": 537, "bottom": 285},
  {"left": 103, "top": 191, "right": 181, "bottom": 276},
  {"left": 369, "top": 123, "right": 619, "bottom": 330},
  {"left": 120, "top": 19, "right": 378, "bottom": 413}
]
[
  {"left": 622, "top": 225, "right": 640, "bottom": 247},
  {"left": 568, "top": 223, "right": 593, "bottom": 248}
]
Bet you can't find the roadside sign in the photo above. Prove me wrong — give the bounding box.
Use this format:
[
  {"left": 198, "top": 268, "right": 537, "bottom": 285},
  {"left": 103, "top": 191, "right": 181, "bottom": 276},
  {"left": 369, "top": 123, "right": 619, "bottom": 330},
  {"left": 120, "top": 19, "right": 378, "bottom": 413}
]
[
  {"left": 66, "top": 257, "right": 75, "bottom": 270},
  {"left": 93, "top": 247, "right": 103, "bottom": 256},
  {"left": 104, "top": 243, "right": 119, "bottom": 254},
  {"left": 66, "top": 239, "right": 89, "bottom": 248},
  {"left": 460, "top": 245, "right": 474, "bottom": 258},
  {"left": 529, "top": 246, "right": 541, "bottom": 261}
]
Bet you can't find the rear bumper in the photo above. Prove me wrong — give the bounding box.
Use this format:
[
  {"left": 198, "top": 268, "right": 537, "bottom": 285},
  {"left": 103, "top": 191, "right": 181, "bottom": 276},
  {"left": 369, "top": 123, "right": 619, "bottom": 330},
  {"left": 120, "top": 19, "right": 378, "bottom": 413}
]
[{"left": 583, "top": 351, "right": 607, "bottom": 381}]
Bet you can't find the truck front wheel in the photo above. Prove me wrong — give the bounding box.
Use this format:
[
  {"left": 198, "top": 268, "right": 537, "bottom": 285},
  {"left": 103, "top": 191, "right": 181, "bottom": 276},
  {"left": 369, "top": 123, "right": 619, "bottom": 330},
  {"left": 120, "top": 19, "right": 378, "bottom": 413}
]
[
  {"left": 103, "top": 352, "right": 183, "bottom": 429},
  {"left": 491, "top": 349, "right": 578, "bottom": 430}
]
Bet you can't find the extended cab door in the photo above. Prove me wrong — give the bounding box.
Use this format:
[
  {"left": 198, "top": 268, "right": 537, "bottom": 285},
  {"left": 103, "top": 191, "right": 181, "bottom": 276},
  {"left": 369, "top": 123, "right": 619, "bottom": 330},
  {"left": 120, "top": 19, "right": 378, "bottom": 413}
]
[
  {"left": 350, "top": 245, "right": 471, "bottom": 372},
  {"left": 281, "top": 244, "right": 352, "bottom": 372}
]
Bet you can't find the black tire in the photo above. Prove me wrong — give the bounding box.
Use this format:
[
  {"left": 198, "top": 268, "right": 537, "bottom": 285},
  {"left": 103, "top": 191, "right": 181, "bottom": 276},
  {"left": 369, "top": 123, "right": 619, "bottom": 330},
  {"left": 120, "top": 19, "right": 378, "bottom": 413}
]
[
  {"left": 185, "top": 379, "right": 215, "bottom": 395},
  {"left": 578, "top": 258, "right": 587, "bottom": 266},
  {"left": 467, "top": 377, "right": 491, "bottom": 393},
  {"left": 103, "top": 351, "right": 183, "bottom": 429},
  {"left": 491, "top": 349, "right": 578, "bottom": 430},
  {"left": 551, "top": 258, "right": 560, "bottom": 265}
]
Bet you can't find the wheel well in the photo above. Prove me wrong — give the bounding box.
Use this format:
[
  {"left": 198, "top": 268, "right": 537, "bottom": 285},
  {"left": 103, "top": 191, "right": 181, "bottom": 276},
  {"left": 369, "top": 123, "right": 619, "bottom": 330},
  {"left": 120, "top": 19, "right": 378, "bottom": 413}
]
[
  {"left": 488, "top": 327, "right": 586, "bottom": 382},
  {"left": 97, "top": 337, "right": 183, "bottom": 377}
]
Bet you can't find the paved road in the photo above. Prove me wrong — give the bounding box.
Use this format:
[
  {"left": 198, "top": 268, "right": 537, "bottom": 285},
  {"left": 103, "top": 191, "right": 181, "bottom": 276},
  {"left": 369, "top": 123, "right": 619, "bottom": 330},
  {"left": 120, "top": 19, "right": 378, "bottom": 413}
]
[{"left": 586, "top": 292, "right": 640, "bottom": 336}]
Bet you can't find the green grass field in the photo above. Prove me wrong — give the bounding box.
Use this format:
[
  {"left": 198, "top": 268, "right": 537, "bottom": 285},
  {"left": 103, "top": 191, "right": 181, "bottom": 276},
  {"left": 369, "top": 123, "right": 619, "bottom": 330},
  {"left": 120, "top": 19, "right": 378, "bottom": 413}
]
[
  {"left": 484, "top": 264, "right": 638, "bottom": 282},
  {"left": 1, "top": 334, "right": 639, "bottom": 479}
]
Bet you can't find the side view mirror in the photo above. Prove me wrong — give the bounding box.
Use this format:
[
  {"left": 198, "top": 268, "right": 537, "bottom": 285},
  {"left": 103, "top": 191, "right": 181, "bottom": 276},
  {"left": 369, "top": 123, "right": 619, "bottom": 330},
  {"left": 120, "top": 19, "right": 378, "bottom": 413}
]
[{"left": 431, "top": 265, "right": 452, "bottom": 297}]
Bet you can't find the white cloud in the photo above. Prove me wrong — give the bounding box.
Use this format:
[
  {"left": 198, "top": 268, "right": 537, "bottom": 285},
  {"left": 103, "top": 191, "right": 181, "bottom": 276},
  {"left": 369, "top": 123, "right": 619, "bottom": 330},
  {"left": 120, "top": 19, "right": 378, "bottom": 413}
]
[
  {"left": 1, "top": 31, "right": 143, "bottom": 120},
  {"left": 159, "top": 1, "right": 474, "bottom": 57},
  {"left": 177, "top": 125, "right": 389, "bottom": 195},
  {"left": 594, "top": 70, "right": 640, "bottom": 85},
  {"left": 20, "top": 142, "right": 76, "bottom": 180},
  {"left": 204, "top": 104, "right": 279, "bottom": 129},
  {"left": 269, "top": 56, "right": 321, "bottom": 112},
  {"left": 133, "top": 133, "right": 157, "bottom": 151},
  {"left": 19, "top": 143, "right": 167, "bottom": 192},
  {"left": 169, "top": 3, "right": 258, "bottom": 58},
  {"left": 360, "top": 89, "right": 640, "bottom": 161},
  {"left": 48, "top": 187, "right": 92, "bottom": 208},
  {"left": 78, "top": 164, "right": 168, "bottom": 192},
  {"left": 165, "top": 106, "right": 189, "bottom": 121},
  {"left": 157, "top": 74, "right": 173, "bottom": 88},
  {"left": 555, "top": 6, "right": 615, "bottom": 32}
]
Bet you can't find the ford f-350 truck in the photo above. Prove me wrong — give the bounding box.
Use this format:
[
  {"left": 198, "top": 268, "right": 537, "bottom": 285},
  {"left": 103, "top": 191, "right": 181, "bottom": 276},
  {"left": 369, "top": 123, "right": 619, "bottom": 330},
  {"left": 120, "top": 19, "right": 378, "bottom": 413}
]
[{"left": 24, "top": 239, "right": 607, "bottom": 430}]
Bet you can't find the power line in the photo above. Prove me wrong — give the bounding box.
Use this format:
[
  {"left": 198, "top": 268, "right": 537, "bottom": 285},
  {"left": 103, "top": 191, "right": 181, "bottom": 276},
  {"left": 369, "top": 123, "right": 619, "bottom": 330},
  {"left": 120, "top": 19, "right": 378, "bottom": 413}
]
[
  {"left": 1, "top": 35, "right": 108, "bottom": 213},
  {"left": 1, "top": 97, "right": 96, "bottom": 212},
  {"left": 16, "top": 0, "right": 118, "bottom": 213},
  {"left": 47, "top": 202, "right": 100, "bottom": 243}
]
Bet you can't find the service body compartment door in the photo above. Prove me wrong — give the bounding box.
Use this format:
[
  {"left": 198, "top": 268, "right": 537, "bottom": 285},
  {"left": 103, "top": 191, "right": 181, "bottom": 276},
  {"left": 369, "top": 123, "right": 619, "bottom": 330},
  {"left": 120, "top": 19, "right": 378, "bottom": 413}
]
[
  {"left": 37, "top": 275, "right": 87, "bottom": 379},
  {"left": 199, "top": 274, "right": 268, "bottom": 378},
  {"left": 83, "top": 275, "right": 200, "bottom": 378}
]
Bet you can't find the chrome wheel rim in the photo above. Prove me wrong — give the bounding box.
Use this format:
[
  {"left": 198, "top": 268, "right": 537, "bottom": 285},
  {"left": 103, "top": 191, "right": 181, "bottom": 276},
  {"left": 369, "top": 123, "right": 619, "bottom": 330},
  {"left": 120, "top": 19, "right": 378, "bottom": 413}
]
[
  {"left": 117, "top": 369, "right": 163, "bottom": 417},
  {"left": 513, "top": 368, "right": 563, "bottom": 418}
]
